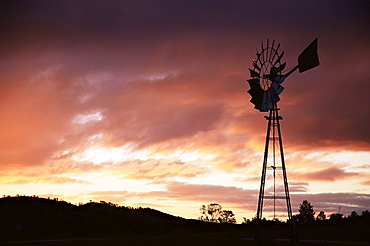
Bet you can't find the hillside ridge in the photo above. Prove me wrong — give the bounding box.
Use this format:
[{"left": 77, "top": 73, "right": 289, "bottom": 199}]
[{"left": 0, "top": 195, "right": 238, "bottom": 241}]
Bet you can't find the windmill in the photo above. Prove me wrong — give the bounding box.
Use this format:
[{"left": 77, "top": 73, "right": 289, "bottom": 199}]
[{"left": 246, "top": 39, "right": 319, "bottom": 224}]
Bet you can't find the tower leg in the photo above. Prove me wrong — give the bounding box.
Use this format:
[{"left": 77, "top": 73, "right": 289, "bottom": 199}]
[{"left": 256, "top": 109, "right": 272, "bottom": 220}]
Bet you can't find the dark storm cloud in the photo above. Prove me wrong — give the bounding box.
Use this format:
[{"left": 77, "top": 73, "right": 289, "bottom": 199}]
[{"left": 3, "top": 0, "right": 368, "bottom": 51}]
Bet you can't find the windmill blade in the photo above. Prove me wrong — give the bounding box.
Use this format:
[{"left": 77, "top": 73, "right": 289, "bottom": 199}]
[
  {"left": 273, "top": 51, "right": 284, "bottom": 66},
  {"left": 275, "top": 43, "right": 280, "bottom": 53},
  {"left": 259, "top": 91, "right": 268, "bottom": 111},
  {"left": 269, "top": 49, "right": 279, "bottom": 64},
  {"left": 271, "top": 75, "right": 287, "bottom": 84},
  {"left": 276, "top": 62, "right": 286, "bottom": 72},
  {"left": 270, "top": 82, "right": 284, "bottom": 96},
  {"left": 269, "top": 39, "right": 276, "bottom": 63},
  {"left": 298, "top": 38, "right": 320, "bottom": 73},
  {"left": 256, "top": 84, "right": 283, "bottom": 112},
  {"left": 255, "top": 84, "right": 282, "bottom": 111},
  {"left": 253, "top": 60, "right": 261, "bottom": 71},
  {"left": 248, "top": 86, "right": 264, "bottom": 104},
  {"left": 270, "top": 93, "right": 280, "bottom": 106},
  {"left": 268, "top": 86, "right": 281, "bottom": 105},
  {"left": 275, "top": 43, "right": 284, "bottom": 60},
  {"left": 267, "top": 62, "right": 287, "bottom": 84},
  {"left": 260, "top": 91, "right": 272, "bottom": 112},
  {"left": 248, "top": 86, "right": 264, "bottom": 109},
  {"left": 249, "top": 69, "right": 260, "bottom": 78},
  {"left": 270, "top": 62, "right": 286, "bottom": 75},
  {"left": 256, "top": 50, "right": 264, "bottom": 68},
  {"left": 247, "top": 78, "right": 259, "bottom": 88}
]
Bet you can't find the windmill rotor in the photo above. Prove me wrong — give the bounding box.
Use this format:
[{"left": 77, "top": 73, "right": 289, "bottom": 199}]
[
  {"left": 247, "top": 38, "right": 319, "bottom": 112},
  {"left": 247, "top": 39, "right": 286, "bottom": 112}
]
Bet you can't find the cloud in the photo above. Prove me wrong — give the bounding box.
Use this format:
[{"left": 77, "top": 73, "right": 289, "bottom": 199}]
[
  {"left": 110, "top": 159, "right": 208, "bottom": 180},
  {"left": 0, "top": 72, "right": 78, "bottom": 167},
  {"left": 291, "top": 166, "right": 358, "bottom": 182},
  {"left": 360, "top": 180, "right": 370, "bottom": 186},
  {"left": 4, "top": 176, "right": 90, "bottom": 185},
  {"left": 289, "top": 182, "right": 310, "bottom": 193},
  {"left": 0, "top": 160, "right": 102, "bottom": 184},
  {"left": 139, "top": 181, "right": 257, "bottom": 206},
  {"left": 98, "top": 75, "right": 227, "bottom": 148}
]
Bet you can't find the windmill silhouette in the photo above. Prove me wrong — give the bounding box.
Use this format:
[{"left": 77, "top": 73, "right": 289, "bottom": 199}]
[{"left": 246, "top": 38, "right": 319, "bottom": 244}]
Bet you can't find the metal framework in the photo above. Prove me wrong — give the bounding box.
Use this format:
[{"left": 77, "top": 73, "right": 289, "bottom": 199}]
[{"left": 256, "top": 104, "right": 292, "bottom": 220}]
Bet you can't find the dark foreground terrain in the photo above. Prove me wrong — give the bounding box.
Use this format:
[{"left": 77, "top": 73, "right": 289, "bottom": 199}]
[{"left": 1, "top": 196, "right": 369, "bottom": 245}]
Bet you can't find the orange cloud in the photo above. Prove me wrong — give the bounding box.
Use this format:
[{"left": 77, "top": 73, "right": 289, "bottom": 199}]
[
  {"left": 292, "top": 167, "right": 358, "bottom": 182},
  {"left": 109, "top": 159, "right": 207, "bottom": 180},
  {"left": 4, "top": 176, "right": 90, "bottom": 185}
]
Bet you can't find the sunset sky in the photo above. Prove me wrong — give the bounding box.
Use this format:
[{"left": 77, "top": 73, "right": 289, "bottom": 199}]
[{"left": 1, "top": 0, "right": 369, "bottom": 223}]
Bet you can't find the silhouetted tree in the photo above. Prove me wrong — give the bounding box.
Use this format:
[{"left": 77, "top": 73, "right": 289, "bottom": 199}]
[
  {"left": 297, "top": 200, "right": 315, "bottom": 225},
  {"left": 207, "top": 203, "right": 222, "bottom": 223},
  {"left": 330, "top": 213, "right": 343, "bottom": 219},
  {"left": 329, "top": 213, "right": 343, "bottom": 225},
  {"left": 316, "top": 211, "right": 326, "bottom": 220},
  {"left": 199, "top": 204, "right": 209, "bottom": 222},
  {"left": 199, "top": 203, "right": 236, "bottom": 223},
  {"left": 242, "top": 217, "right": 249, "bottom": 224},
  {"left": 220, "top": 210, "right": 236, "bottom": 224},
  {"left": 361, "top": 210, "right": 370, "bottom": 217},
  {"left": 350, "top": 211, "right": 358, "bottom": 218}
]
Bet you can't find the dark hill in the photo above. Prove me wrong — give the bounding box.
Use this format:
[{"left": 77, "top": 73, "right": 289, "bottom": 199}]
[{"left": 0, "top": 196, "right": 240, "bottom": 242}]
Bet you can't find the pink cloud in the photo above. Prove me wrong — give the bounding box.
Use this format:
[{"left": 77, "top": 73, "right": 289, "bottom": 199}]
[
  {"left": 111, "top": 159, "right": 208, "bottom": 180},
  {"left": 143, "top": 181, "right": 257, "bottom": 205},
  {"left": 291, "top": 166, "right": 358, "bottom": 182}
]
